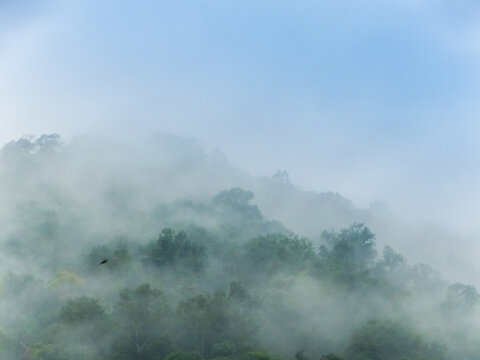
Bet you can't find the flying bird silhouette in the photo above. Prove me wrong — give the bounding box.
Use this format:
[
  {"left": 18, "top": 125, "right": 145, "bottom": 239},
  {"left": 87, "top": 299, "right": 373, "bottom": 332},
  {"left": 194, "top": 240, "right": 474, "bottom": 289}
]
[{"left": 98, "top": 259, "right": 108, "bottom": 265}]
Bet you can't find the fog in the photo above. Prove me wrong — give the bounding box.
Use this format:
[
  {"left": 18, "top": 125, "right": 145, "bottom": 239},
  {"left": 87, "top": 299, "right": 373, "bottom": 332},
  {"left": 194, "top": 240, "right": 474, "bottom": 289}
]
[
  {"left": 3, "top": 1, "right": 480, "bottom": 359},
  {"left": 0, "top": 133, "right": 478, "bottom": 359},
  {"left": 3, "top": 0, "right": 480, "bottom": 236}
]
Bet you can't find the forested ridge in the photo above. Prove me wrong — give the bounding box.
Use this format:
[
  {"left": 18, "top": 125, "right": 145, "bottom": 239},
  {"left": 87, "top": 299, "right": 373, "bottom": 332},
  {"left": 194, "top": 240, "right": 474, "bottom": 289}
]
[{"left": 0, "top": 135, "right": 479, "bottom": 360}]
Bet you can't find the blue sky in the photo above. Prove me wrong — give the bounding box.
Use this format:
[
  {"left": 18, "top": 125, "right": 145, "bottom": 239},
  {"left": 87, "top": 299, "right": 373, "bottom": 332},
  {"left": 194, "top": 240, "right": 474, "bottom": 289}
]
[{"left": 2, "top": 0, "right": 480, "bottom": 231}]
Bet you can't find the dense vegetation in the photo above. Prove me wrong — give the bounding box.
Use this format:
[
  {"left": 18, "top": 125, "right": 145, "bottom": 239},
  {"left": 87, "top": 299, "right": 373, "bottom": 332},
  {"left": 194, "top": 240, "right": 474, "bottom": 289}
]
[{"left": 0, "top": 135, "right": 479, "bottom": 360}]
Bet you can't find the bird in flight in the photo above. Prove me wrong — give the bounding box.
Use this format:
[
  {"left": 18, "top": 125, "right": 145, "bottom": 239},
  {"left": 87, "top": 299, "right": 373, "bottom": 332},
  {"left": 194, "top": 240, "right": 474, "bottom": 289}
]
[{"left": 99, "top": 259, "right": 108, "bottom": 265}]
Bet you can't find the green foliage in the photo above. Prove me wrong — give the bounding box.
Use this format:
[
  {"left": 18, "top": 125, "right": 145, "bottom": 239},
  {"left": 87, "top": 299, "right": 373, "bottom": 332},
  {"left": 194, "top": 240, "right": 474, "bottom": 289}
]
[
  {"left": 177, "top": 292, "right": 254, "bottom": 354},
  {"left": 245, "top": 233, "right": 314, "bottom": 275},
  {"left": 212, "top": 188, "right": 286, "bottom": 239},
  {"left": 86, "top": 243, "right": 132, "bottom": 271},
  {"left": 1, "top": 272, "right": 34, "bottom": 295},
  {"left": 229, "top": 281, "right": 250, "bottom": 302},
  {"left": 60, "top": 296, "right": 105, "bottom": 324},
  {"left": 213, "top": 188, "right": 256, "bottom": 210},
  {"left": 0, "top": 330, "right": 14, "bottom": 359},
  {"left": 212, "top": 340, "right": 237, "bottom": 356},
  {"left": 213, "top": 187, "right": 262, "bottom": 230},
  {"left": 29, "top": 343, "right": 63, "bottom": 360},
  {"left": 111, "top": 284, "right": 172, "bottom": 360},
  {"left": 293, "top": 350, "right": 309, "bottom": 360},
  {"left": 406, "top": 263, "right": 444, "bottom": 293},
  {"left": 319, "top": 223, "right": 376, "bottom": 282},
  {"left": 372, "top": 246, "right": 405, "bottom": 279},
  {"left": 345, "top": 320, "right": 446, "bottom": 360},
  {"left": 111, "top": 334, "right": 171, "bottom": 360},
  {"left": 0, "top": 160, "right": 471, "bottom": 360},
  {"left": 320, "top": 355, "right": 343, "bottom": 360},
  {"left": 165, "top": 351, "right": 204, "bottom": 360},
  {"left": 145, "top": 228, "right": 208, "bottom": 273},
  {"left": 381, "top": 246, "right": 405, "bottom": 271},
  {"left": 247, "top": 351, "right": 278, "bottom": 360},
  {"left": 2, "top": 134, "right": 61, "bottom": 156},
  {"left": 444, "top": 283, "right": 480, "bottom": 311},
  {"left": 86, "top": 245, "right": 110, "bottom": 268}
]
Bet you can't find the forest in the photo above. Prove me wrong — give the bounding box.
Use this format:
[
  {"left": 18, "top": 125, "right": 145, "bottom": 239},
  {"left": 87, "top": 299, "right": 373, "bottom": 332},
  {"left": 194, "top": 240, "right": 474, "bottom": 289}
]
[{"left": 0, "top": 134, "right": 479, "bottom": 360}]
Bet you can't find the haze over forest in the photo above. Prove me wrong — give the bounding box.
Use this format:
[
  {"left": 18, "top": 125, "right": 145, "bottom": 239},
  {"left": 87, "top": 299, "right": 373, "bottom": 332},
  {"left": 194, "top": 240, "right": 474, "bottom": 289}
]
[
  {"left": 3, "top": 1, "right": 480, "bottom": 359},
  {"left": 0, "top": 133, "right": 477, "bottom": 359},
  {"left": 4, "top": 0, "right": 480, "bottom": 234}
]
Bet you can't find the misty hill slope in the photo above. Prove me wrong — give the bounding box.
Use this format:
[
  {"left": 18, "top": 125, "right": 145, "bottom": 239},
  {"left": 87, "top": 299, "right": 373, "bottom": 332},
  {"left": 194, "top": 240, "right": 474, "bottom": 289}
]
[
  {"left": 0, "top": 134, "right": 478, "bottom": 360},
  {"left": 0, "top": 134, "right": 474, "bottom": 282},
  {"left": 0, "top": 134, "right": 362, "bottom": 253}
]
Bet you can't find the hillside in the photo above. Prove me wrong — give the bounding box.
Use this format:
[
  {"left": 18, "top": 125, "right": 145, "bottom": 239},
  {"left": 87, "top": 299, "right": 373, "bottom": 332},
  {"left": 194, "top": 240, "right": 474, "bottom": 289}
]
[{"left": 0, "top": 134, "right": 478, "bottom": 360}]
